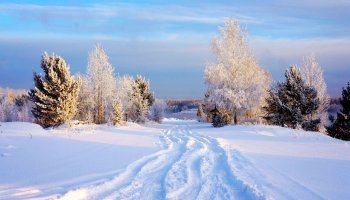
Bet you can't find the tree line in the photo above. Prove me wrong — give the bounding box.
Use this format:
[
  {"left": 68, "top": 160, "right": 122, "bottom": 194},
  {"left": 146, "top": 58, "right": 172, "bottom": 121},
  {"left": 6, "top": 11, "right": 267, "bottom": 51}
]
[
  {"left": 199, "top": 18, "right": 349, "bottom": 141},
  {"left": 1, "top": 44, "right": 166, "bottom": 127}
]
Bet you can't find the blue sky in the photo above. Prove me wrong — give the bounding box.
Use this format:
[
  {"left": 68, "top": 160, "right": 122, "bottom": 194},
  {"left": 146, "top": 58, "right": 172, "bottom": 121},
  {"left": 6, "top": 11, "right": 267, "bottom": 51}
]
[{"left": 0, "top": 0, "right": 349, "bottom": 98}]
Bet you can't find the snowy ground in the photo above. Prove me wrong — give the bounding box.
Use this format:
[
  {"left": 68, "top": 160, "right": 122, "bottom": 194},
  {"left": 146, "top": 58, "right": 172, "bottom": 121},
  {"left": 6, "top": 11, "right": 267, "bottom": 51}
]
[{"left": 1, "top": 119, "right": 349, "bottom": 199}]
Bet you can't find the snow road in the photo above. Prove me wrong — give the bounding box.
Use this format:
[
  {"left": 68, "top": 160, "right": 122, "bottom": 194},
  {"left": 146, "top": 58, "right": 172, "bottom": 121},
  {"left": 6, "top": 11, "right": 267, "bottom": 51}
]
[
  {"left": 2, "top": 120, "right": 349, "bottom": 199},
  {"left": 60, "top": 123, "right": 257, "bottom": 200}
]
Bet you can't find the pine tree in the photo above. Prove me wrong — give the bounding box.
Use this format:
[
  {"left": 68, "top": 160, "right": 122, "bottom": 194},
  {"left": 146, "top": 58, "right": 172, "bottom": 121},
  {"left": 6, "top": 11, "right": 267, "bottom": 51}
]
[
  {"left": 211, "top": 106, "right": 232, "bottom": 127},
  {"left": 128, "top": 75, "right": 154, "bottom": 123},
  {"left": 326, "top": 82, "right": 350, "bottom": 140},
  {"left": 263, "top": 84, "right": 287, "bottom": 127},
  {"left": 111, "top": 99, "right": 123, "bottom": 126},
  {"left": 29, "top": 53, "right": 79, "bottom": 128},
  {"left": 135, "top": 75, "right": 155, "bottom": 107},
  {"left": 197, "top": 104, "right": 204, "bottom": 122},
  {"left": 263, "top": 65, "right": 320, "bottom": 130}
]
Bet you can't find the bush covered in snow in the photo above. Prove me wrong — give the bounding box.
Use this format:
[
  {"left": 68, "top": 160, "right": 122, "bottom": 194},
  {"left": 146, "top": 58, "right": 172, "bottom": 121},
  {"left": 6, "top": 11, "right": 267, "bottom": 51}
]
[
  {"left": 149, "top": 99, "right": 167, "bottom": 123},
  {"left": 211, "top": 107, "right": 232, "bottom": 127}
]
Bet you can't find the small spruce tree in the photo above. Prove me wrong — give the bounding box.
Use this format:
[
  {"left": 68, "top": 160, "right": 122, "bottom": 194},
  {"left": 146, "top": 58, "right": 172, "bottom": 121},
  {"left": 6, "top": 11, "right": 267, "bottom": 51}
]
[
  {"left": 211, "top": 106, "right": 232, "bottom": 127},
  {"left": 111, "top": 99, "right": 123, "bottom": 126},
  {"left": 29, "top": 53, "right": 79, "bottom": 128},
  {"left": 327, "top": 82, "right": 350, "bottom": 140}
]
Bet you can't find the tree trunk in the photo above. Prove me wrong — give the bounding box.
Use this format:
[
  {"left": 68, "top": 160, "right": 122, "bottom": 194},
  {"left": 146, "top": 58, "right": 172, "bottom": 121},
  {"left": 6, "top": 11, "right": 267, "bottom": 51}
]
[{"left": 234, "top": 112, "right": 238, "bottom": 124}]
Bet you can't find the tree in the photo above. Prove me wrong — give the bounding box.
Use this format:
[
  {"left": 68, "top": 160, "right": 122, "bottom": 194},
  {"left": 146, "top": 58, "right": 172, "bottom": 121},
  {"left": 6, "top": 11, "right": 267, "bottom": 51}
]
[
  {"left": 13, "top": 94, "right": 33, "bottom": 122},
  {"left": 204, "top": 18, "right": 270, "bottom": 124},
  {"left": 111, "top": 99, "right": 123, "bottom": 126},
  {"left": 86, "top": 44, "right": 116, "bottom": 124},
  {"left": 149, "top": 99, "right": 167, "bottom": 123},
  {"left": 301, "top": 53, "right": 330, "bottom": 132},
  {"left": 204, "top": 92, "right": 214, "bottom": 123},
  {"left": 197, "top": 104, "right": 204, "bottom": 122},
  {"left": 116, "top": 75, "right": 134, "bottom": 121},
  {"left": 29, "top": 53, "right": 79, "bottom": 127},
  {"left": 263, "top": 65, "right": 320, "bottom": 130},
  {"left": 327, "top": 82, "right": 350, "bottom": 140},
  {"left": 128, "top": 75, "right": 154, "bottom": 123},
  {"left": 0, "top": 92, "right": 16, "bottom": 122},
  {"left": 75, "top": 74, "right": 94, "bottom": 122},
  {"left": 0, "top": 88, "right": 33, "bottom": 122},
  {"left": 211, "top": 106, "right": 232, "bottom": 127}
]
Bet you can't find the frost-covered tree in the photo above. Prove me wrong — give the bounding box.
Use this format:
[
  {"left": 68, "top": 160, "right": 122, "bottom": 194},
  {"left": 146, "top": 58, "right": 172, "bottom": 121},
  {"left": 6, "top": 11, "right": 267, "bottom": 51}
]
[
  {"left": 264, "top": 65, "right": 320, "bottom": 130},
  {"left": 115, "top": 75, "right": 134, "bottom": 120},
  {"left": 204, "top": 18, "right": 270, "bottom": 124},
  {"left": 13, "top": 94, "right": 33, "bottom": 122},
  {"left": 301, "top": 53, "right": 330, "bottom": 132},
  {"left": 0, "top": 93, "right": 15, "bottom": 122},
  {"left": 86, "top": 44, "right": 117, "bottom": 124},
  {"left": 29, "top": 53, "right": 79, "bottom": 127},
  {"left": 149, "top": 99, "right": 166, "bottom": 123},
  {"left": 197, "top": 104, "right": 204, "bottom": 122},
  {"left": 0, "top": 88, "right": 33, "bottom": 122},
  {"left": 327, "top": 82, "right": 350, "bottom": 140},
  {"left": 128, "top": 75, "right": 154, "bottom": 123},
  {"left": 75, "top": 74, "right": 95, "bottom": 122},
  {"left": 111, "top": 99, "right": 123, "bottom": 126}
]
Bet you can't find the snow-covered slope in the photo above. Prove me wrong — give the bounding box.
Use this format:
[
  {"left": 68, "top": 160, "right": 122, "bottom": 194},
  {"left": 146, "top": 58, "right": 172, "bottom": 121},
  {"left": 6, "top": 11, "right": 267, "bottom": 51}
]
[
  {"left": 0, "top": 122, "right": 160, "bottom": 199},
  {"left": 1, "top": 119, "right": 349, "bottom": 199}
]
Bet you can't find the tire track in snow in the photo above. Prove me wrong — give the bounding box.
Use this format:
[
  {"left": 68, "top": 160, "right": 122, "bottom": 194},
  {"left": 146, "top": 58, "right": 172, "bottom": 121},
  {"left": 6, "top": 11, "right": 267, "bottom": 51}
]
[{"left": 59, "top": 124, "right": 259, "bottom": 200}]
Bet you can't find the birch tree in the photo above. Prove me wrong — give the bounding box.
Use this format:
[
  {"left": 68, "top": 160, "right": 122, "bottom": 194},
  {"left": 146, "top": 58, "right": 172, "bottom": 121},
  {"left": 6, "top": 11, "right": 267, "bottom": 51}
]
[
  {"left": 115, "top": 75, "right": 134, "bottom": 119},
  {"left": 86, "top": 44, "right": 116, "bottom": 124},
  {"left": 204, "top": 18, "right": 270, "bottom": 124},
  {"left": 301, "top": 53, "right": 330, "bottom": 132}
]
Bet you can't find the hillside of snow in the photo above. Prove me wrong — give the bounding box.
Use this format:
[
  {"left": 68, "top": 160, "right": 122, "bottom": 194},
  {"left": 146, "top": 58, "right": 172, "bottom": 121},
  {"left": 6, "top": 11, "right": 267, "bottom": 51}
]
[{"left": 0, "top": 119, "right": 349, "bottom": 199}]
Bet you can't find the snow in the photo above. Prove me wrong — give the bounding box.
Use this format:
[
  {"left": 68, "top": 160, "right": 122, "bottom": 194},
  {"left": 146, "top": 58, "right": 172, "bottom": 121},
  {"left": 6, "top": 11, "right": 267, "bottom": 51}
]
[
  {"left": 0, "top": 122, "right": 159, "bottom": 199},
  {"left": 1, "top": 119, "right": 349, "bottom": 199}
]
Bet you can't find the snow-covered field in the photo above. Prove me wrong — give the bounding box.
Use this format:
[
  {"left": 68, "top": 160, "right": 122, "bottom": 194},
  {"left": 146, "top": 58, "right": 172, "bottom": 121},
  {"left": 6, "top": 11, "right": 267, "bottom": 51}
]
[{"left": 1, "top": 119, "right": 349, "bottom": 199}]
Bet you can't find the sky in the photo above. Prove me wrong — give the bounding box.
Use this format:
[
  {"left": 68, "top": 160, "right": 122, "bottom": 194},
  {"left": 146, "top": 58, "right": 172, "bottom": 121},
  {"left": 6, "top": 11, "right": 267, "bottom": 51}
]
[{"left": 0, "top": 0, "right": 349, "bottom": 99}]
